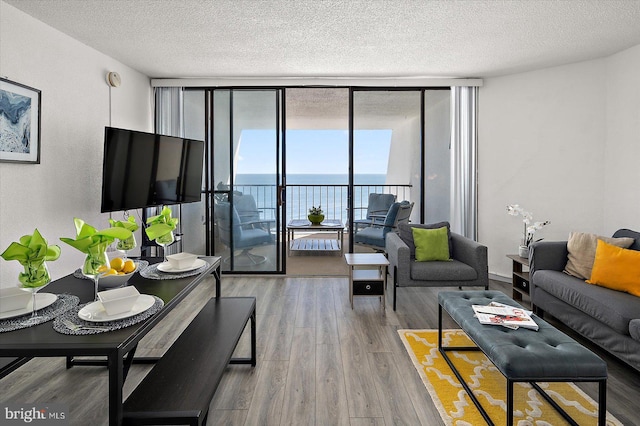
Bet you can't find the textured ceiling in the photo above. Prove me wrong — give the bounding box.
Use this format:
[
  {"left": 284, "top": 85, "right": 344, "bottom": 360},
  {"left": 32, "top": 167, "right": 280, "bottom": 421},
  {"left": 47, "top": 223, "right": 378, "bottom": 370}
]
[{"left": 5, "top": 0, "right": 640, "bottom": 79}]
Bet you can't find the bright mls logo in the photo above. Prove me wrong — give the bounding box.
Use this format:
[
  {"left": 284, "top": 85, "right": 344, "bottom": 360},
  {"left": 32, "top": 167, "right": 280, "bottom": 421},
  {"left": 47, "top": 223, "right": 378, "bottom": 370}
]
[{"left": 2, "top": 404, "right": 67, "bottom": 425}]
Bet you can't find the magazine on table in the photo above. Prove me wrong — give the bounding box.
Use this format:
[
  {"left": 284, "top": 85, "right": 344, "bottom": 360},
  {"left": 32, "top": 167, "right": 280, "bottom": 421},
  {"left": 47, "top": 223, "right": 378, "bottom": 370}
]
[{"left": 472, "top": 302, "right": 539, "bottom": 331}]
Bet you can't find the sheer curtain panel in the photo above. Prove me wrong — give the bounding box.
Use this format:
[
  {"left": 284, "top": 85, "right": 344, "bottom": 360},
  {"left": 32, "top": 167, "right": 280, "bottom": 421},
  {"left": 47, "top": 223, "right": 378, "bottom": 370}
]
[{"left": 450, "top": 86, "right": 478, "bottom": 240}]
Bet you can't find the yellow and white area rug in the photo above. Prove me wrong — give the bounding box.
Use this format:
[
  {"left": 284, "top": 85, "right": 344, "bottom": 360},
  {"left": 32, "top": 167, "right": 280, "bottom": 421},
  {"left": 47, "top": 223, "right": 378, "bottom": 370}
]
[{"left": 398, "top": 329, "right": 622, "bottom": 426}]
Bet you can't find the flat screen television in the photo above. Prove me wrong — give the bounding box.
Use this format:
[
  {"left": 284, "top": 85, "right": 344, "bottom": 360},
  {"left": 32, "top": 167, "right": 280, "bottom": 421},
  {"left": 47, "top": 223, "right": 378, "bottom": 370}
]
[{"left": 101, "top": 127, "right": 205, "bottom": 213}]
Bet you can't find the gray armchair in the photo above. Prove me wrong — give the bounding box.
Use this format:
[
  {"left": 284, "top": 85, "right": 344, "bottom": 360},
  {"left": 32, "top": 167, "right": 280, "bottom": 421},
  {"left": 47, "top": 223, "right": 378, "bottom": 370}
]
[
  {"left": 354, "top": 201, "right": 413, "bottom": 252},
  {"left": 386, "top": 222, "right": 488, "bottom": 310},
  {"left": 353, "top": 193, "right": 397, "bottom": 231},
  {"left": 215, "top": 196, "right": 274, "bottom": 266}
]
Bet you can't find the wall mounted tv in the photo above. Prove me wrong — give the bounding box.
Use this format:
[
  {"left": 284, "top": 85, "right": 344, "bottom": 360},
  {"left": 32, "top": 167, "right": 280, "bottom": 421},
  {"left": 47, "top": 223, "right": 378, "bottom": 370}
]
[{"left": 101, "top": 127, "right": 205, "bottom": 213}]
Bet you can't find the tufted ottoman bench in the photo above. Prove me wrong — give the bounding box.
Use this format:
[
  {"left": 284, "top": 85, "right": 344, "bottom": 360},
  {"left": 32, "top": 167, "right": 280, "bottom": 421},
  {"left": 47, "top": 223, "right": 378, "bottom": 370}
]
[{"left": 438, "top": 290, "right": 607, "bottom": 426}]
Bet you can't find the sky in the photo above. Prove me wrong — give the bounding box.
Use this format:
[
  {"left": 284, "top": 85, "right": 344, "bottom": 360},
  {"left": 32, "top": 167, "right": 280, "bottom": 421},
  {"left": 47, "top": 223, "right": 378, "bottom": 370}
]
[{"left": 236, "top": 129, "right": 391, "bottom": 175}]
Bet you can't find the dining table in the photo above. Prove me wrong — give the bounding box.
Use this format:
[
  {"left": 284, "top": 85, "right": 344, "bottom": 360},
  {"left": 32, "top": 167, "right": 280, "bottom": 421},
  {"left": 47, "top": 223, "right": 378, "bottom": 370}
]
[{"left": 0, "top": 255, "right": 221, "bottom": 426}]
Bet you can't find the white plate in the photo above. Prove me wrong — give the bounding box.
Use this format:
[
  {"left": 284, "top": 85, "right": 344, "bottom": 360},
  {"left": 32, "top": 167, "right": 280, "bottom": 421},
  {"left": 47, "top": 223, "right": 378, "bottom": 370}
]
[
  {"left": 0, "top": 293, "right": 58, "bottom": 320},
  {"left": 78, "top": 294, "right": 155, "bottom": 322},
  {"left": 157, "top": 258, "right": 205, "bottom": 274}
]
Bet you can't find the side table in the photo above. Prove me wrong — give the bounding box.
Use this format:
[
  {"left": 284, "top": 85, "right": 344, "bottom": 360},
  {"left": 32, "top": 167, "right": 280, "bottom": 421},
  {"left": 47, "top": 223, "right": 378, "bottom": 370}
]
[
  {"left": 506, "top": 254, "right": 530, "bottom": 301},
  {"left": 344, "top": 253, "right": 389, "bottom": 310}
]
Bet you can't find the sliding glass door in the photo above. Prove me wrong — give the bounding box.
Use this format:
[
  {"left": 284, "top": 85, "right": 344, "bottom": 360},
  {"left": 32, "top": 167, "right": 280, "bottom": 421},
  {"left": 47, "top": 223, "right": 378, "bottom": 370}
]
[
  {"left": 174, "top": 85, "right": 457, "bottom": 274},
  {"left": 210, "top": 89, "right": 283, "bottom": 273}
]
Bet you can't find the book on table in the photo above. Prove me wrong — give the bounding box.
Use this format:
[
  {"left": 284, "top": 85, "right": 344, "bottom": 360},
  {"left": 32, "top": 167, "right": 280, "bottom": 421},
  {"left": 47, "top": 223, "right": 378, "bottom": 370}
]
[{"left": 472, "top": 302, "right": 539, "bottom": 331}]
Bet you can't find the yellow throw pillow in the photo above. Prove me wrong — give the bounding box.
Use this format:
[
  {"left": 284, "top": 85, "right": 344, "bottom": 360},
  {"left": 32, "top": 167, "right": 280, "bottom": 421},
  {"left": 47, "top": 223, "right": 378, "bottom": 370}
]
[
  {"left": 412, "top": 226, "right": 451, "bottom": 262},
  {"left": 564, "top": 232, "right": 634, "bottom": 280},
  {"left": 587, "top": 240, "right": 640, "bottom": 297}
]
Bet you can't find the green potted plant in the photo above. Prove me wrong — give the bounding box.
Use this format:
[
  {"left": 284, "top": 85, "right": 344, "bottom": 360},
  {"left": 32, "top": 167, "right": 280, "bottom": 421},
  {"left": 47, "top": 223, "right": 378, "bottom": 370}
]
[
  {"left": 145, "top": 206, "right": 179, "bottom": 262},
  {"left": 109, "top": 216, "right": 139, "bottom": 258},
  {"left": 61, "top": 218, "right": 132, "bottom": 300},
  {"left": 308, "top": 206, "right": 324, "bottom": 225},
  {"left": 1, "top": 229, "right": 61, "bottom": 320}
]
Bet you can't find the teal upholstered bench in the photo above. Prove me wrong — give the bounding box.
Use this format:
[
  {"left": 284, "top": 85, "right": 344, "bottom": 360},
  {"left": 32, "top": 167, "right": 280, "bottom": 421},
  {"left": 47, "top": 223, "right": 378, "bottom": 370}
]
[{"left": 438, "top": 290, "right": 607, "bottom": 426}]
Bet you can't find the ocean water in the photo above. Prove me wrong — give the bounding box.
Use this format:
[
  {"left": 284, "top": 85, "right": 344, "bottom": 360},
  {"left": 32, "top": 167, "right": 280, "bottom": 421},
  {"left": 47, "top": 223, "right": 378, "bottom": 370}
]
[
  {"left": 235, "top": 173, "right": 386, "bottom": 185},
  {"left": 233, "top": 173, "right": 390, "bottom": 222}
]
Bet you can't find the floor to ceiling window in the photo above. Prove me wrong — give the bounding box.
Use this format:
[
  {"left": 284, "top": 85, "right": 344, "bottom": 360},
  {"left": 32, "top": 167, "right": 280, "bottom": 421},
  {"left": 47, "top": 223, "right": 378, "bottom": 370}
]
[{"left": 158, "top": 85, "right": 467, "bottom": 274}]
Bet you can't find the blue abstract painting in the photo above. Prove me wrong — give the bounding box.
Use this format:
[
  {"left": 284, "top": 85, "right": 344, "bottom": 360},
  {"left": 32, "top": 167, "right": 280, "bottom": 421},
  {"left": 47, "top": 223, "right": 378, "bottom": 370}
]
[
  {"left": 0, "top": 89, "right": 32, "bottom": 153},
  {"left": 0, "top": 78, "right": 40, "bottom": 163}
]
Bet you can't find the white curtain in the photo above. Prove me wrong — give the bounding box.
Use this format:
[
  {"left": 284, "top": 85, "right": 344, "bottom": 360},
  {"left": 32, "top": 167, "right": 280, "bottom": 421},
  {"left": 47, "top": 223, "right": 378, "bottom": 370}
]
[
  {"left": 450, "top": 86, "right": 478, "bottom": 240},
  {"left": 155, "top": 87, "right": 184, "bottom": 137}
]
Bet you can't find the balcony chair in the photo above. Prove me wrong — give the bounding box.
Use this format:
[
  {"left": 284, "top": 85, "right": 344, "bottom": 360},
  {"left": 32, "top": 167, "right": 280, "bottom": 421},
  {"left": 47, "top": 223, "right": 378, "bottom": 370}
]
[
  {"left": 353, "top": 193, "right": 397, "bottom": 231},
  {"left": 215, "top": 196, "right": 274, "bottom": 266},
  {"left": 353, "top": 201, "right": 414, "bottom": 252},
  {"left": 386, "top": 221, "right": 489, "bottom": 310}
]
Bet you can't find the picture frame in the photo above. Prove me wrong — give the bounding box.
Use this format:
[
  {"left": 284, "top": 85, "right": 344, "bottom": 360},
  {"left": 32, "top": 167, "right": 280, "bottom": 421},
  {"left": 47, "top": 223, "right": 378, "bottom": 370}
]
[{"left": 0, "top": 77, "right": 41, "bottom": 164}]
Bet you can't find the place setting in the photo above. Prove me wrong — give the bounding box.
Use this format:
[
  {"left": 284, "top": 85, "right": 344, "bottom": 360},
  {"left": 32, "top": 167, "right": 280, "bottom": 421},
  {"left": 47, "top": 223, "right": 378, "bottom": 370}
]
[
  {"left": 53, "top": 286, "right": 164, "bottom": 335},
  {"left": 0, "top": 287, "right": 79, "bottom": 333},
  {"left": 140, "top": 252, "right": 210, "bottom": 280},
  {"left": 0, "top": 229, "right": 80, "bottom": 332}
]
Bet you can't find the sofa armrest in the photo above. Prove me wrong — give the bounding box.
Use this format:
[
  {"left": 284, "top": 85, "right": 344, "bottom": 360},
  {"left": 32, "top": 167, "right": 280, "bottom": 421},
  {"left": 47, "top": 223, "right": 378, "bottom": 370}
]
[
  {"left": 386, "top": 232, "right": 411, "bottom": 285},
  {"left": 451, "top": 233, "right": 488, "bottom": 285},
  {"left": 529, "top": 240, "right": 568, "bottom": 277}
]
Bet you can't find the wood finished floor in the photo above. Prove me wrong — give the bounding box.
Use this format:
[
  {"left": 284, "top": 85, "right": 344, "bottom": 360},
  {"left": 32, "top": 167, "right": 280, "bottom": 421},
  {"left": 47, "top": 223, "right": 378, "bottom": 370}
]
[{"left": 2, "top": 275, "right": 640, "bottom": 425}]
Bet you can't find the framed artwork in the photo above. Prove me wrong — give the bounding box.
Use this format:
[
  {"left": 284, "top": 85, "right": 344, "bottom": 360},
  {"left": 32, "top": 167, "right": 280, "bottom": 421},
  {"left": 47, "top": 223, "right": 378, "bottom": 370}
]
[{"left": 0, "top": 78, "right": 41, "bottom": 164}]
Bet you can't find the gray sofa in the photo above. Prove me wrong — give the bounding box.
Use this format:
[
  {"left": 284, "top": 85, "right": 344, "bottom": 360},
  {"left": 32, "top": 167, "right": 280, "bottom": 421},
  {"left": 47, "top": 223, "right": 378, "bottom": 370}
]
[
  {"left": 530, "top": 228, "right": 640, "bottom": 372},
  {"left": 386, "top": 222, "right": 489, "bottom": 310}
]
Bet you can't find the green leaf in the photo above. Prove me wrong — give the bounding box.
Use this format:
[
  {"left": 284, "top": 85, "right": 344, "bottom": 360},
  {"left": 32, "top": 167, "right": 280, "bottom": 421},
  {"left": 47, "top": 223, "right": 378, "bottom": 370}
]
[
  {"left": 1, "top": 241, "right": 31, "bottom": 262},
  {"left": 61, "top": 218, "right": 132, "bottom": 254},
  {"left": 109, "top": 216, "right": 139, "bottom": 232},
  {"left": 145, "top": 223, "right": 174, "bottom": 241},
  {"left": 1, "top": 229, "right": 60, "bottom": 285},
  {"left": 145, "top": 207, "right": 178, "bottom": 241}
]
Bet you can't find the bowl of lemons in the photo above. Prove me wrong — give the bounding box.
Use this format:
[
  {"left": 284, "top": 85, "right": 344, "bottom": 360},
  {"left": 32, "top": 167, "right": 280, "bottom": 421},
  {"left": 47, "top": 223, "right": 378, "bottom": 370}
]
[{"left": 98, "top": 257, "right": 138, "bottom": 289}]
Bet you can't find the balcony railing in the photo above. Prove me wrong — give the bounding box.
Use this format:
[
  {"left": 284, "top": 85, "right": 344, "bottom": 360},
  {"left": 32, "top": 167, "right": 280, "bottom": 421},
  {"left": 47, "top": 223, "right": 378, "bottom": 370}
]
[{"left": 231, "top": 183, "right": 412, "bottom": 226}]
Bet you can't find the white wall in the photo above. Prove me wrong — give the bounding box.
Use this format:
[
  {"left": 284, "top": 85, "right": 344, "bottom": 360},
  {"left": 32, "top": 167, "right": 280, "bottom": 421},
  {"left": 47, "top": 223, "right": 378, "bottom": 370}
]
[
  {"left": 479, "top": 44, "right": 640, "bottom": 279},
  {"left": 0, "top": 2, "right": 152, "bottom": 287},
  {"left": 603, "top": 44, "right": 640, "bottom": 232}
]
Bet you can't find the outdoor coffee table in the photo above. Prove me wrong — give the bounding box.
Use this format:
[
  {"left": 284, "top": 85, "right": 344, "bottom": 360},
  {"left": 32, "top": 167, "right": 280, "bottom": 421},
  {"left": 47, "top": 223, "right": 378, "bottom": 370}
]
[
  {"left": 287, "top": 219, "right": 344, "bottom": 255},
  {"left": 438, "top": 290, "right": 607, "bottom": 426}
]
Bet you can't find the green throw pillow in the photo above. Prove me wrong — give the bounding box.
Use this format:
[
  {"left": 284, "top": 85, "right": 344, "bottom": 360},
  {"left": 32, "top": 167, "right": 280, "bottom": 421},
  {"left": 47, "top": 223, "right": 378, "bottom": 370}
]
[{"left": 412, "top": 226, "right": 451, "bottom": 262}]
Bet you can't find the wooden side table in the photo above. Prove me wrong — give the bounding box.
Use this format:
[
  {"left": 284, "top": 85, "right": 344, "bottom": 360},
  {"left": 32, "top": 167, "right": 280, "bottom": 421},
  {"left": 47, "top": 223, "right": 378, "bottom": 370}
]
[
  {"left": 344, "top": 253, "right": 389, "bottom": 310},
  {"left": 506, "top": 254, "right": 530, "bottom": 301}
]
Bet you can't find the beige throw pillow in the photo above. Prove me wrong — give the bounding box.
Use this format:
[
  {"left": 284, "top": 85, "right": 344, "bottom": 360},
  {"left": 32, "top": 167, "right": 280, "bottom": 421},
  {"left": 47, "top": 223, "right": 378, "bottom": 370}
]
[{"left": 564, "top": 232, "right": 635, "bottom": 280}]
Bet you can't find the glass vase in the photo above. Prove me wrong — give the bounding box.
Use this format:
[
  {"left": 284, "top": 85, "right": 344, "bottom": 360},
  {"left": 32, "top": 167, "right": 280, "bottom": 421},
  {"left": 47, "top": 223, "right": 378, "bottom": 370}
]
[
  {"left": 116, "top": 234, "right": 137, "bottom": 260},
  {"left": 82, "top": 251, "right": 110, "bottom": 301},
  {"left": 156, "top": 232, "right": 175, "bottom": 263},
  {"left": 19, "top": 261, "right": 51, "bottom": 324}
]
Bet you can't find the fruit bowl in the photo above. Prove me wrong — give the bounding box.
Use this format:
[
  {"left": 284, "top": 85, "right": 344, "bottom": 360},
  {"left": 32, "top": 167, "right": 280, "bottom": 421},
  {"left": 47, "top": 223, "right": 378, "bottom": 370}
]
[{"left": 99, "top": 258, "right": 138, "bottom": 289}]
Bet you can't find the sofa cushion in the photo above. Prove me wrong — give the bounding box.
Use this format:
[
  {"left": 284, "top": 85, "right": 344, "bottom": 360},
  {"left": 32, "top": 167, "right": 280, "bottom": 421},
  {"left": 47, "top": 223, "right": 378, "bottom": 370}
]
[
  {"left": 587, "top": 240, "right": 640, "bottom": 296},
  {"left": 533, "top": 269, "right": 640, "bottom": 335},
  {"left": 398, "top": 222, "right": 452, "bottom": 258},
  {"left": 563, "top": 232, "right": 634, "bottom": 279},
  {"left": 410, "top": 259, "right": 477, "bottom": 281},
  {"left": 612, "top": 228, "right": 640, "bottom": 250},
  {"left": 412, "top": 226, "right": 450, "bottom": 262},
  {"left": 630, "top": 320, "right": 640, "bottom": 343}
]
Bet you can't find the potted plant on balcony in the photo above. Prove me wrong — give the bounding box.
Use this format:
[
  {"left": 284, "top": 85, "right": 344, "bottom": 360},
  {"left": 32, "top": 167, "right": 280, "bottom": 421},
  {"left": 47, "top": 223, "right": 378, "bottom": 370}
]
[{"left": 308, "top": 206, "right": 324, "bottom": 225}]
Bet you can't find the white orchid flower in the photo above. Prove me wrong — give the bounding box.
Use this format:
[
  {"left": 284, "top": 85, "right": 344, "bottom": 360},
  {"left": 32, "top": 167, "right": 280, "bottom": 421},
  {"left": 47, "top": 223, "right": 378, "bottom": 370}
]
[{"left": 508, "top": 205, "right": 550, "bottom": 246}]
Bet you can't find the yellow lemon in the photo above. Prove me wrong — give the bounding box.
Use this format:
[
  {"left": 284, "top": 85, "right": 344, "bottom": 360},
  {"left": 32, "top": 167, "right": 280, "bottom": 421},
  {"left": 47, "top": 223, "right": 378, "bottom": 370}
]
[
  {"left": 97, "top": 265, "right": 110, "bottom": 273},
  {"left": 122, "top": 259, "right": 136, "bottom": 274},
  {"left": 110, "top": 257, "right": 125, "bottom": 272},
  {"left": 103, "top": 268, "right": 118, "bottom": 276}
]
